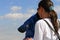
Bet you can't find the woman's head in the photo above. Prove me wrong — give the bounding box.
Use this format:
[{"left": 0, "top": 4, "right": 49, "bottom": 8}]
[
  {"left": 38, "top": 0, "right": 54, "bottom": 12},
  {"left": 37, "top": 0, "right": 54, "bottom": 18}
]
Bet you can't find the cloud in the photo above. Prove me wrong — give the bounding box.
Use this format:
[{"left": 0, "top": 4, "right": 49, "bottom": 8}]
[
  {"left": 0, "top": 13, "right": 33, "bottom": 20},
  {"left": 11, "top": 6, "right": 22, "bottom": 12},
  {"left": 0, "top": 13, "right": 22, "bottom": 20},
  {"left": 27, "top": 9, "right": 36, "bottom": 13},
  {"left": 0, "top": 6, "right": 36, "bottom": 20}
]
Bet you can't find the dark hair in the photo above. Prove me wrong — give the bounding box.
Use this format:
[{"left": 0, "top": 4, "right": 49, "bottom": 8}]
[
  {"left": 38, "top": 0, "right": 53, "bottom": 12},
  {"left": 50, "top": 10, "right": 58, "bottom": 34}
]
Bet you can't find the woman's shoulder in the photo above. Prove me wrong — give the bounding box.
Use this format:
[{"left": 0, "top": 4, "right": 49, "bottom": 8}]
[
  {"left": 36, "top": 18, "right": 50, "bottom": 24},
  {"left": 36, "top": 19, "right": 44, "bottom": 24}
]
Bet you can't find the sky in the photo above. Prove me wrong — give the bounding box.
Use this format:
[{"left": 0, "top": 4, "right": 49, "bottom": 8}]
[{"left": 0, "top": 0, "right": 60, "bottom": 40}]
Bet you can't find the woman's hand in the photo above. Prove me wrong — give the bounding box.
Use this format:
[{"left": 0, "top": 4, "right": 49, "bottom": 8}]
[{"left": 23, "top": 38, "right": 32, "bottom": 40}]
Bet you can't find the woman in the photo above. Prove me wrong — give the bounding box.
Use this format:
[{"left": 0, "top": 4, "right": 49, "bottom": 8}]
[
  {"left": 23, "top": 0, "right": 54, "bottom": 40},
  {"left": 34, "top": 0, "right": 60, "bottom": 40}
]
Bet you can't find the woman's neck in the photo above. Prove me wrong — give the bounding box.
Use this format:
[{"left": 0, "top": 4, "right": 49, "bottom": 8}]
[{"left": 41, "top": 12, "right": 50, "bottom": 18}]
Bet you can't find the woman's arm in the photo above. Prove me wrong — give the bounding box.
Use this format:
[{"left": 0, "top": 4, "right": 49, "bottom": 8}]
[
  {"left": 23, "top": 38, "right": 32, "bottom": 40},
  {"left": 34, "top": 20, "right": 44, "bottom": 40}
]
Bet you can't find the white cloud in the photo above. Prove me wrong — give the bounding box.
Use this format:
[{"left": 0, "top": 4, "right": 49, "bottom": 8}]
[
  {"left": 0, "top": 7, "right": 36, "bottom": 20},
  {"left": 27, "top": 9, "right": 36, "bottom": 13},
  {"left": 11, "top": 6, "right": 22, "bottom": 12},
  {"left": 0, "top": 13, "right": 22, "bottom": 20},
  {"left": 0, "top": 13, "right": 33, "bottom": 20}
]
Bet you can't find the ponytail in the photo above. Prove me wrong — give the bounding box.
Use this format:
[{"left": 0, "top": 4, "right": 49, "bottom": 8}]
[{"left": 50, "top": 10, "right": 58, "bottom": 34}]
